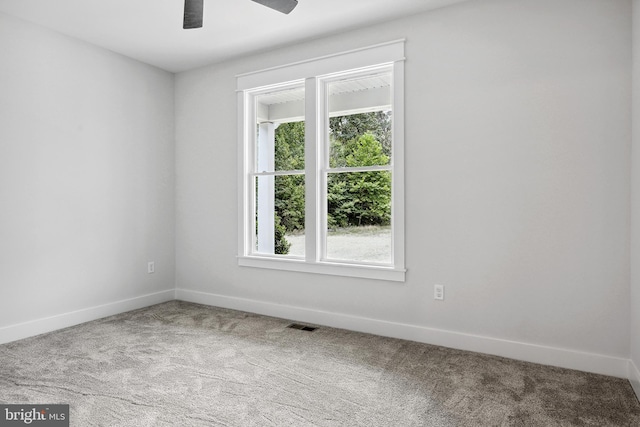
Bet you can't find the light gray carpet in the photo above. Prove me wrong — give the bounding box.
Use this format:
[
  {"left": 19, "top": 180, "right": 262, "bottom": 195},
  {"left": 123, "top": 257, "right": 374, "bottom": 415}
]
[{"left": 1, "top": 301, "right": 639, "bottom": 426}]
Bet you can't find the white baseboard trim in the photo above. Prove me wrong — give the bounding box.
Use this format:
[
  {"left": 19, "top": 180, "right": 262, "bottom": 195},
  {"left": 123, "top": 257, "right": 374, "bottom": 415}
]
[
  {"left": 176, "top": 288, "right": 629, "bottom": 379},
  {"left": 3, "top": 287, "right": 629, "bottom": 381},
  {"left": 630, "top": 360, "right": 640, "bottom": 401},
  {"left": 0, "top": 289, "right": 176, "bottom": 345}
]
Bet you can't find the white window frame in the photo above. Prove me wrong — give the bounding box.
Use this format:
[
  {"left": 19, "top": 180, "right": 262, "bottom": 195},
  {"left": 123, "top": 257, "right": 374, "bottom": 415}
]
[{"left": 237, "top": 40, "right": 406, "bottom": 282}]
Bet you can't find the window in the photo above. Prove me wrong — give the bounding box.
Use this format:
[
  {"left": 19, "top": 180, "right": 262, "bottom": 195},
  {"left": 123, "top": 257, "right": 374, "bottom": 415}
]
[{"left": 237, "top": 40, "right": 405, "bottom": 281}]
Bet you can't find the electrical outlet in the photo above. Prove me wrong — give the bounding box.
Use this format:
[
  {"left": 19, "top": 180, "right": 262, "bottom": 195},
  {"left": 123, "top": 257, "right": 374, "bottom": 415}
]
[
  {"left": 147, "top": 261, "right": 155, "bottom": 274},
  {"left": 434, "top": 284, "right": 444, "bottom": 301}
]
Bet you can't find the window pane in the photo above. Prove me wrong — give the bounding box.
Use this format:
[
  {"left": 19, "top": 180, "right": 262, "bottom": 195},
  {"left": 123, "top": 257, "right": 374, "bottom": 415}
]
[
  {"left": 255, "top": 86, "right": 305, "bottom": 172},
  {"left": 275, "top": 122, "right": 305, "bottom": 170},
  {"left": 327, "top": 72, "right": 392, "bottom": 168},
  {"left": 255, "top": 175, "right": 305, "bottom": 256},
  {"left": 326, "top": 171, "right": 391, "bottom": 264}
]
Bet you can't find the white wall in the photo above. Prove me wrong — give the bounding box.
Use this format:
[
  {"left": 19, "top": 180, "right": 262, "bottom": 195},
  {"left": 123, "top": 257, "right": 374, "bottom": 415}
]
[
  {"left": 175, "top": 0, "right": 632, "bottom": 377},
  {"left": 631, "top": 0, "right": 640, "bottom": 399},
  {"left": 0, "top": 13, "right": 176, "bottom": 342}
]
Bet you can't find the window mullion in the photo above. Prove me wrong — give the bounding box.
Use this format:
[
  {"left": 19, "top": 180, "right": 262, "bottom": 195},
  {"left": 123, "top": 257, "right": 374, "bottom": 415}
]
[{"left": 304, "top": 77, "right": 319, "bottom": 262}]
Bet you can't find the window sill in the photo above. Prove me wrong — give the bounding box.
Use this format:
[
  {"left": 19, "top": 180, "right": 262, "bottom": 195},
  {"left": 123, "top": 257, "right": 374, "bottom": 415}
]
[{"left": 237, "top": 256, "right": 405, "bottom": 282}]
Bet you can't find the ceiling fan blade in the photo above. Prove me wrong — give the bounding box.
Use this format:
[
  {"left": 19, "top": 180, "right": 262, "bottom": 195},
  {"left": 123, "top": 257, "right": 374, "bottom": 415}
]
[
  {"left": 183, "top": 0, "right": 204, "bottom": 29},
  {"left": 251, "top": 0, "right": 298, "bottom": 14}
]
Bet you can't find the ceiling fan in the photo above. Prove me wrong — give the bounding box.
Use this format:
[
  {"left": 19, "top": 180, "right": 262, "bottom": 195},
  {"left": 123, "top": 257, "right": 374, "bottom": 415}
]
[{"left": 183, "top": 0, "right": 299, "bottom": 29}]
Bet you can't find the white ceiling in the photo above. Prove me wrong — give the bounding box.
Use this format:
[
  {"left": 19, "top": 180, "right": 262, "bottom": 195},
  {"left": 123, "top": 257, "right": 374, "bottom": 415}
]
[{"left": 0, "top": 0, "right": 467, "bottom": 73}]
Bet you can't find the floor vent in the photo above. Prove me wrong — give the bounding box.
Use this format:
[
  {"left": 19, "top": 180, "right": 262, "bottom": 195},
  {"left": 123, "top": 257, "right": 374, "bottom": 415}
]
[{"left": 287, "top": 323, "right": 318, "bottom": 332}]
